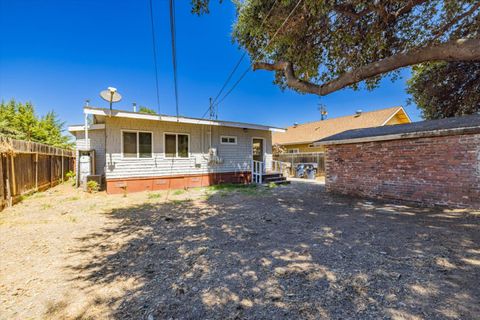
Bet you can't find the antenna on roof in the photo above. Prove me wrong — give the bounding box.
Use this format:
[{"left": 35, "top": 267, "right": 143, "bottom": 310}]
[{"left": 100, "top": 87, "right": 122, "bottom": 117}]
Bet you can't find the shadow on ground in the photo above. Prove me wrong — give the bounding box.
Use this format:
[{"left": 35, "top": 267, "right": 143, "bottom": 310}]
[{"left": 65, "top": 182, "right": 479, "bottom": 319}]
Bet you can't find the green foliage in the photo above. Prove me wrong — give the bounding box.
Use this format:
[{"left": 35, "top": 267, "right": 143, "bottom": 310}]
[
  {"left": 86, "top": 180, "right": 100, "bottom": 193},
  {"left": 147, "top": 192, "right": 163, "bottom": 199},
  {"left": 407, "top": 62, "right": 480, "bottom": 120},
  {"left": 194, "top": 0, "right": 479, "bottom": 93},
  {"left": 172, "top": 189, "right": 185, "bottom": 195},
  {"left": 0, "top": 100, "right": 72, "bottom": 147},
  {"left": 65, "top": 170, "right": 75, "bottom": 181},
  {"left": 138, "top": 106, "right": 157, "bottom": 115}
]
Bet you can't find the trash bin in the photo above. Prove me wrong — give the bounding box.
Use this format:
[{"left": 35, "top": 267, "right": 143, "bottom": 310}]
[
  {"left": 306, "top": 167, "right": 317, "bottom": 180},
  {"left": 295, "top": 164, "right": 305, "bottom": 178}
]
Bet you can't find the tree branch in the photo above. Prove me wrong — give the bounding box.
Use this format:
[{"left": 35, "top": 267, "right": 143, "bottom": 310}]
[
  {"left": 432, "top": 2, "right": 480, "bottom": 40},
  {"left": 253, "top": 38, "right": 480, "bottom": 96}
]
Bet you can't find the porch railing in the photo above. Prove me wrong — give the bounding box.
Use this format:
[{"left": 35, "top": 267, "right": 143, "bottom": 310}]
[
  {"left": 251, "top": 160, "right": 264, "bottom": 184},
  {"left": 271, "top": 160, "right": 289, "bottom": 174}
]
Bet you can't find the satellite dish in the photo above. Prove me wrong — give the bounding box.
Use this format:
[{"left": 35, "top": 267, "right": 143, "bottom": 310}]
[{"left": 100, "top": 87, "right": 122, "bottom": 116}]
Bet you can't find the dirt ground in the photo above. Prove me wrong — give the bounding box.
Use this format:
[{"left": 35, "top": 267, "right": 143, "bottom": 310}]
[{"left": 1, "top": 181, "right": 479, "bottom": 320}]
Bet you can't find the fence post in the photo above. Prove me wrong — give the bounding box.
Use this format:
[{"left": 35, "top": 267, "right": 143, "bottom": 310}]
[
  {"left": 35, "top": 153, "right": 38, "bottom": 191},
  {"left": 61, "top": 150, "right": 64, "bottom": 182},
  {"left": 49, "top": 155, "right": 53, "bottom": 187},
  {"left": 10, "top": 155, "right": 16, "bottom": 197},
  {"left": 5, "top": 156, "right": 12, "bottom": 207}
]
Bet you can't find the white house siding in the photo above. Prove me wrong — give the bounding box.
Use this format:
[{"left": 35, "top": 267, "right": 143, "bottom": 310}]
[
  {"left": 74, "top": 130, "right": 106, "bottom": 175},
  {"left": 103, "top": 117, "right": 272, "bottom": 179}
]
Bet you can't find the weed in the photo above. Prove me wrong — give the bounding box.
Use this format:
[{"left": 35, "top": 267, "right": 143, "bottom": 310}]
[
  {"left": 66, "top": 196, "right": 80, "bottom": 201},
  {"left": 86, "top": 180, "right": 100, "bottom": 193},
  {"left": 170, "top": 199, "right": 185, "bottom": 205},
  {"left": 172, "top": 189, "right": 185, "bottom": 196},
  {"left": 148, "top": 192, "right": 163, "bottom": 199},
  {"left": 268, "top": 182, "right": 278, "bottom": 189},
  {"left": 41, "top": 203, "right": 52, "bottom": 210},
  {"left": 67, "top": 216, "right": 77, "bottom": 223}
]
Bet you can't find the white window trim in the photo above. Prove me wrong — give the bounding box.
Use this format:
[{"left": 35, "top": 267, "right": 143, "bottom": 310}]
[
  {"left": 163, "top": 132, "right": 191, "bottom": 159},
  {"left": 220, "top": 135, "right": 237, "bottom": 145},
  {"left": 251, "top": 137, "right": 266, "bottom": 162},
  {"left": 288, "top": 148, "right": 300, "bottom": 154},
  {"left": 121, "top": 129, "right": 154, "bottom": 159}
]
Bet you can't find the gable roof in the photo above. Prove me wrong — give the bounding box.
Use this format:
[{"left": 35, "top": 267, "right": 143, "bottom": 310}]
[
  {"left": 71, "top": 107, "right": 286, "bottom": 133},
  {"left": 315, "top": 113, "right": 480, "bottom": 145},
  {"left": 272, "top": 106, "right": 409, "bottom": 145}
]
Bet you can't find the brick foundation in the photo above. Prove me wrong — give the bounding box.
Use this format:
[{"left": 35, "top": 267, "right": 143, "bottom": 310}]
[
  {"left": 106, "top": 171, "right": 251, "bottom": 194},
  {"left": 325, "top": 133, "right": 480, "bottom": 208}
]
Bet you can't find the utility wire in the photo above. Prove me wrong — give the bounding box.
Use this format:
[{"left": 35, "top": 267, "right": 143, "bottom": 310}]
[
  {"left": 169, "top": 0, "right": 180, "bottom": 119},
  {"left": 148, "top": 0, "right": 161, "bottom": 114},
  {"left": 198, "top": 0, "right": 280, "bottom": 119},
  {"left": 213, "top": 0, "right": 304, "bottom": 108}
]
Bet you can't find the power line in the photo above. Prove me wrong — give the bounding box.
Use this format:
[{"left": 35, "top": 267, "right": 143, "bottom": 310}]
[
  {"left": 148, "top": 0, "right": 161, "bottom": 114},
  {"left": 213, "top": 0, "right": 304, "bottom": 108},
  {"left": 197, "top": 0, "right": 280, "bottom": 119},
  {"left": 169, "top": 0, "right": 180, "bottom": 119}
]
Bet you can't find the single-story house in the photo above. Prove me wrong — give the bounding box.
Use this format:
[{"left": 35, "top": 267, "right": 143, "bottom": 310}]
[
  {"left": 273, "top": 106, "right": 411, "bottom": 153},
  {"left": 315, "top": 113, "right": 480, "bottom": 208},
  {"left": 68, "top": 107, "right": 285, "bottom": 194}
]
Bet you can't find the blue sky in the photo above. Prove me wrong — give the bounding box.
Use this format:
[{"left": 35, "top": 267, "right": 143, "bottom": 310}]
[{"left": 0, "top": 0, "right": 421, "bottom": 130}]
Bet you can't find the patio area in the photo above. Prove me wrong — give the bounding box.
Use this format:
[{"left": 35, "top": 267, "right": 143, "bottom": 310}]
[{"left": 1, "top": 181, "right": 479, "bottom": 319}]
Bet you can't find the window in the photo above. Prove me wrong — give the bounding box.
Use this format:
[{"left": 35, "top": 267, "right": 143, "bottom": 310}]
[
  {"left": 164, "top": 133, "right": 189, "bottom": 158},
  {"left": 122, "top": 131, "right": 152, "bottom": 158},
  {"left": 220, "top": 136, "right": 237, "bottom": 145},
  {"left": 288, "top": 148, "right": 299, "bottom": 154}
]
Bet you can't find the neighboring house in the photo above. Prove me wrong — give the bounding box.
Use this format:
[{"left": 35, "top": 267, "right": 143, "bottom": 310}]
[
  {"left": 272, "top": 106, "right": 411, "bottom": 153},
  {"left": 68, "top": 107, "right": 285, "bottom": 194}
]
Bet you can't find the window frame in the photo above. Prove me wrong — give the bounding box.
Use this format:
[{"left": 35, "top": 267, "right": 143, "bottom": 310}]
[
  {"left": 287, "top": 148, "right": 300, "bottom": 154},
  {"left": 163, "top": 132, "right": 191, "bottom": 159},
  {"left": 220, "top": 135, "right": 237, "bottom": 145},
  {"left": 121, "top": 130, "right": 154, "bottom": 159}
]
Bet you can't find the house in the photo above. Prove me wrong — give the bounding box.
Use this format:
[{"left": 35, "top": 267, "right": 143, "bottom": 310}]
[
  {"left": 314, "top": 113, "right": 480, "bottom": 208},
  {"left": 272, "top": 106, "right": 411, "bottom": 153},
  {"left": 68, "top": 107, "right": 286, "bottom": 194}
]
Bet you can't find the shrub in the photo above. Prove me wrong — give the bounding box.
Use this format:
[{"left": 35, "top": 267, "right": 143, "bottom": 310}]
[
  {"left": 65, "top": 170, "right": 76, "bottom": 185},
  {"left": 86, "top": 180, "right": 100, "bottom": 193}
]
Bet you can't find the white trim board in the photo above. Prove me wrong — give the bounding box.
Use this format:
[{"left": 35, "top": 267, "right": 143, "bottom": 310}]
[
  {"left": 83, "top": 107, "right": 285, "bottom": 132},
  {"left": 68, "top": 123, "right": 105, "bottom": 132}
]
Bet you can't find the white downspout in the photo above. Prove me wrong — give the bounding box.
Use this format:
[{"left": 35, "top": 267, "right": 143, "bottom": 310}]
[{"left": 84, "top": 112, "right": 89, "bottom": 150}]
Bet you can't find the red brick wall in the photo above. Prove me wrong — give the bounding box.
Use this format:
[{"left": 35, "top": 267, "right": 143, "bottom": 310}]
[{"left": 325, "top": 133, "right": 480, "bottom": 208}]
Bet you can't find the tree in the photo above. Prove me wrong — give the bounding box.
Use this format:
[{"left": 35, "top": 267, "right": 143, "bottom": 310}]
[
  {"left": 138, "top": 106, "right": 157, "bottom": 115},
  {"left": 193, "top": 0, "right": 480, "bottom": 96},
  {"left": 0, "top": 100, "right": 72, "bottom": 148},
  {"left": 407, "top": 62, "right": 480, "bottom": 119}
]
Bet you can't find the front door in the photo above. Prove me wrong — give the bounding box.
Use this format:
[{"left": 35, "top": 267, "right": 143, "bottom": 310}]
[{"left": 252, "top": 138, "right": 264, "bottom": 162}]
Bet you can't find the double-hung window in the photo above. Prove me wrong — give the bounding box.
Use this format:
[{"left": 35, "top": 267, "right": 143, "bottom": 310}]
[
  {"left": 164, "top": 133, "right": 189, "bottom": 158},
  {"left": 122, "top": 131, "right": 152, "bottom": 158}
]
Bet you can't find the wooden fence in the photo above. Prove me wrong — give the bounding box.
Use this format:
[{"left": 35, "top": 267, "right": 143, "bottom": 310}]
[
  {"left": 0, "top": 136, "right": 75, "bottom": 211},
  {"left": 273, "top": 152, "right": 325, "bottom": 176}
]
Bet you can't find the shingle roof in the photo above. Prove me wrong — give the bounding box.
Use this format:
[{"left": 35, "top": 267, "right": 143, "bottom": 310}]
[
  {"left": 316, "top": 113, "right": 480, "bottom": 144},
  {"left": 272, "top": 106, "right": 406, "bottom": 145}
]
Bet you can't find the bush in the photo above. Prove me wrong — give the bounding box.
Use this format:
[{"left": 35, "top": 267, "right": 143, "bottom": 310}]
[
  {"left": 66, "top": 170, "right": 75, "bottom": 181},
  {"left": 86, "top": 180, "right": 100, "bottom": 193}
]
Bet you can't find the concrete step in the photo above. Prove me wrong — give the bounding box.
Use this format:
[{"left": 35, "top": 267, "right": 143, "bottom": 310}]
[{"left": 264, "top": 176, "right": 287, "bottom": 183}]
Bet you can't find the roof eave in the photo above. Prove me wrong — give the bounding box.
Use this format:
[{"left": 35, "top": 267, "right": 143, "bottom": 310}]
[
  {"left": 83, "top": 107, "right": 285, "bottom": 132},
  {"left": 68, "top": 123, "right": 106, "bottom": 132},
  {"left": 314, "top": 126, "right": 480, "bottom": 146}
]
